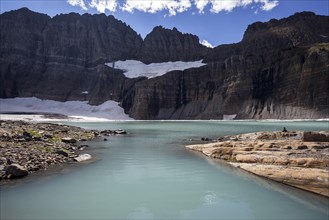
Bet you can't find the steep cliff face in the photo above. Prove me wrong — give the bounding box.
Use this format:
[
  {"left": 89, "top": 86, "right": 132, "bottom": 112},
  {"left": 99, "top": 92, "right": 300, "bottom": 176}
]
[
  {"left": 42, "top": 12, "right": 143, "bottom": 63},
  {"left": 0, "top": 8, "right": 144, "bottom": 103},
  {"left": 1, "top": 9, "right": 328, "bottom": 120},
  {"left": 0, "top": 8, "right": 206, "bottom": 105},
  {"left": 140, "top": 26, "right": 209, "bottom": 63},
  {"left": 125, "top": 12, "right": 329, "bottom": 119},
  {"left": 0, "top": 7, "right": 143, "bottom": 64}
]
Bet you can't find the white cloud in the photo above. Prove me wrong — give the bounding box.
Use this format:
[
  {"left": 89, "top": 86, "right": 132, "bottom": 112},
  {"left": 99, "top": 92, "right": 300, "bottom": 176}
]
[
  {"left": 89, "top": 0, "right": 118, "bottom": 13},
  {"left": 67, "top": 0, "right": 279, "bottom": 15},
  {"left": 195, "top": 0, "right": 277, "bottom": 13},
  {"left": 67, "top": 0, "right": 87, "bottom": 10},
  {"left": 257, "top": 0, "right": 279, "bottom": 11},
  {"left": 200, "top": 40, "right": 214, "bottom": 48},
  {"left": 122, "top": 0, "right": 192, "bottom": 16}
]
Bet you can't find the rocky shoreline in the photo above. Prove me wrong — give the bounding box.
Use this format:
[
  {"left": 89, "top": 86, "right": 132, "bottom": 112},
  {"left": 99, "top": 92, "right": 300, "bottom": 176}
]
[
  {"left": 0, "top": 120, "right": 126, "bottom": 183},
  {"left": 186, "top": 131, "right": 329, "bottom": 197}
]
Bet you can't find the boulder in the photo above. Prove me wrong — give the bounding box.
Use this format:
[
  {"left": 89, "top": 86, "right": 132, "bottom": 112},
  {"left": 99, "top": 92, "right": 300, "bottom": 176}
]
[
  {"left": 303, "top": 132, "right": 329, "bottom": 142},
  {"left": 5, "top": 164, "right": 28, "bottom": 178},
  {"left": 56, "top": 149, "right": 69, "bottom": 157},
  {"left": 22, "top": 131, "right": 32, "bottom": 139},
  {"left": 61, "top": 137, "right": 77, "bottom": 144},
  {"left": 114, "top": 129, "right": 127, "bottom": 134},
  {"left": 74, "top": 154, "right": 92, "bottom": 162},
  {"left": 78, "top": 144, "right": 89, "bottom": 150}
]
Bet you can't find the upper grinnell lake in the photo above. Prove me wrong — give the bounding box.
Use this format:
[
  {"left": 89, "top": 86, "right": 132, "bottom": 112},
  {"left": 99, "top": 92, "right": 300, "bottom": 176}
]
[{"left": 1, "top": 120, "right": 328, "bottom": 220}]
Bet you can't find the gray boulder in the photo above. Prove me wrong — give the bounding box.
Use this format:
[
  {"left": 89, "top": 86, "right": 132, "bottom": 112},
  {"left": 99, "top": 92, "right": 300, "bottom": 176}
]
[
  {"left": 61, "top": 137, "right": 77, "bottom": 144},
  {"left": 303, "top": 132, "right": 329, "bottom": 142},
  {"left": 74, "top": 154, "right": 92, "bottom": 162},
  {"left": 5, "top": 164, "right": 28, "bottom": 178},
  {"left": 114, "top": 129, "right": 127, "bottom": 134},
  {"left": 56, "top": 149, "right": 69, "bottom": 157}
]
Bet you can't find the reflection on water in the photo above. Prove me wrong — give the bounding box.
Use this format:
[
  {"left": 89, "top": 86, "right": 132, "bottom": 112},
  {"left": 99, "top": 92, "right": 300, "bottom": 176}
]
[
  {"left": 204, "top": 155, "right": 329, "bottom": 215},
  {"left": 1, "top": 121, "right": 328, "bottom": 219}
]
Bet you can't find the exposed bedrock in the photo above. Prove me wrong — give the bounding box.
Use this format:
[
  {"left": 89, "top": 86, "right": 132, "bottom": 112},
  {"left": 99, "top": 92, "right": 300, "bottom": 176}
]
[
  {"left": 186, "top": 131, "right": 329, "bottom": 197},
  {"left": 126, "top": 44, "right": 329, "bottom": 119}
]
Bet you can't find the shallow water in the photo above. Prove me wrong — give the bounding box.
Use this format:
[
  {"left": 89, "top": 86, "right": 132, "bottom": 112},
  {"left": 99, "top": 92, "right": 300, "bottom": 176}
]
[{"left": 1, "top": 121, "right": 328, "bottom": 219}]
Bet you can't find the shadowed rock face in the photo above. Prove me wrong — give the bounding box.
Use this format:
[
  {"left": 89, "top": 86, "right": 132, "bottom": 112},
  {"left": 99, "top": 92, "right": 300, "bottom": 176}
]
[
  {"left": 0, "top": 7, "right": 144, "bottom": 103},
  {"left": 1, "top": 9, "right": 328, "bottom": 119},
  {"left": 125, "top": 12, "right": 329, "bottom": 119},
  {"left": 0, "top": 7, "right": 143, "bottom": 64},
  {"left": 139, "top": 26, "right": 209, "bottom": 63},
  {"left": 127, "top": 45, "right": 329, "bottom": 119}
]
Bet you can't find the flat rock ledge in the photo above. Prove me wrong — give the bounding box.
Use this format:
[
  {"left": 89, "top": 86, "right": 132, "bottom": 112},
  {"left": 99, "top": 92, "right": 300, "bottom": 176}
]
[{"left": 186, "top": 131, "right": 329, "bottom": 197}]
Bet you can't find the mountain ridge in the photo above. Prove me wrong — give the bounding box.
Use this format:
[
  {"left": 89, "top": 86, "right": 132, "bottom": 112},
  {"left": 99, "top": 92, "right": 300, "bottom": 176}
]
[{"left": 1, "top": 8, "right": 328, "bottom": 119}]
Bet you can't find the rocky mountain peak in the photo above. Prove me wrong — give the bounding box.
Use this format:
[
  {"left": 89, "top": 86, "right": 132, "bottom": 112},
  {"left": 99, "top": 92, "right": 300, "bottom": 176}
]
[
  {"left": 1, "top": 7, "right": 50, "bottom": 24},
  {"left": 140, "top": 25, "right": 209, "bottom": 63},
  {"left": 242, "top": 11, "right": 329, "bottom": 46}
]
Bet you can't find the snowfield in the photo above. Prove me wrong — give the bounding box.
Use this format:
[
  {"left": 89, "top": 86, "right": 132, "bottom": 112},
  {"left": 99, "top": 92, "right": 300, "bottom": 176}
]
[
  {"left": 0, "top": 97, "right": 133, "bottom": 121},
  {"left": 106, "top": 60, "right": 206, "bottom": 79}
]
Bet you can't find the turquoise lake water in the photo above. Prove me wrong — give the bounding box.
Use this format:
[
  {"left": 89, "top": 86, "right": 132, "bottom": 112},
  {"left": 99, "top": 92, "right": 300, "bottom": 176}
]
[{"left": 1, "top": 121, "right": 328, "bottom": 219}]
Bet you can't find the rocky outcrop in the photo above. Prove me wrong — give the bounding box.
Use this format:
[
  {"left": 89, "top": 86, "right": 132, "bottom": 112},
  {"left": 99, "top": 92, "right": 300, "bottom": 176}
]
[
  {"left": 303, "top": 131, "right": 329, "bottom": 142},
  {"left": 4, "top": 164, "right": 28, "bottom": 179},
  {"left": 1, "top": 9, "right": 328, "bottom": 119},
  {"left": 186, "top": 131, "right": 329, "bottom": 197}
]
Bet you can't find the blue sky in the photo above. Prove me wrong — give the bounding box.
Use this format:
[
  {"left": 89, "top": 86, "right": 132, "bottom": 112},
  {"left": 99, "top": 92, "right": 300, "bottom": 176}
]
[{"left": 1, "top": 0, "right": 328, "bottom": 47}]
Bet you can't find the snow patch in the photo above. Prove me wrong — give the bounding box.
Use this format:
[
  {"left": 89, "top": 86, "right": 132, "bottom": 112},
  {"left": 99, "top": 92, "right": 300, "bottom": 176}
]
[
  {"left": 200, "top": 40, "right": 214, "bottom": 48},
  {"left": 320, "top": 34, "right": 328, "bottom": 38},
  {"left": 0, "top": 97, "right": 133, "bottom": 121},
  {"left": 106, "top": 60, "right": 206, "bottom": 79},
  {"left": 223, "top": 114, "right": 237, "bottom": 120}
]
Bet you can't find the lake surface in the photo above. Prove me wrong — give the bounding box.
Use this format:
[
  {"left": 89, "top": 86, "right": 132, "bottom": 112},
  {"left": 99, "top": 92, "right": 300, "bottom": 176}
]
[{"left": 1, "top": 121, "right": 328, "bottom": 219}]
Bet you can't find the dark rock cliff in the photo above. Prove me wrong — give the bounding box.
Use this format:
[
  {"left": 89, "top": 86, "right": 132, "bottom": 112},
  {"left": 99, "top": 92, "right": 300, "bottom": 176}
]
[
  {"left": 0, "top": 7, "right": 143, "bottom": 103},
  {"left": 127, "top": 44, "right": 328, "bottom": 119},
  {"left": 125, "top": 12, "right": 329, "bottom": 119},
  {"left": 139, "top": 26, "right": 209, "bottom": 63},
  {"left": 1, "top": 8, "right": 328, "bottom": 119}
]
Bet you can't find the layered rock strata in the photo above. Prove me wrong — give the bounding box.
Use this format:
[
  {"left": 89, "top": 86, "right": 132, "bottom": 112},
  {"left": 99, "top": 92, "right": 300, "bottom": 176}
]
[
  {"left": 1, "top": 9, "right": 328, "bottom": 119},
  {"left": 186, "top": 131, "right": 329, "bottom": 197},
  {"left": 126, "top": 12, "right": 329, "bottom": 119}
]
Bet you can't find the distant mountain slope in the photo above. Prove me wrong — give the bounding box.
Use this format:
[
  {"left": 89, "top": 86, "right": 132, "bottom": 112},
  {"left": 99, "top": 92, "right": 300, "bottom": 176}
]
[{"left": 1, "top": 8, "right": 328, "bottom": 119}]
